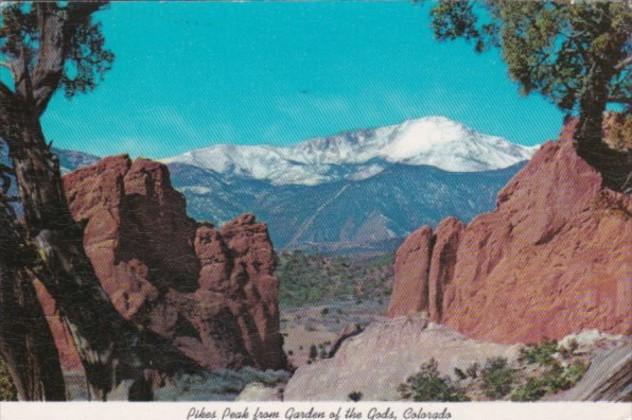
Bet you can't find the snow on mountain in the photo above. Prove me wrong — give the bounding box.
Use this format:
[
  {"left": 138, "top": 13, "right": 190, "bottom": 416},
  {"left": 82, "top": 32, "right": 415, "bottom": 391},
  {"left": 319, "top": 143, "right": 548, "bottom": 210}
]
[{"left": 162, "top": 116, "right": 536, "bottom": 186}]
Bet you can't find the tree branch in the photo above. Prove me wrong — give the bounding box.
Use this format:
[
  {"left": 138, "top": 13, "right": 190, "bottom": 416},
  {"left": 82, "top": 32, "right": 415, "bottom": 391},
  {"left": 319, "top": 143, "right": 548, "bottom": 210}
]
[
  {"left": 608, "top": 96, "right": 632, "bottom": 105},
  {"left": 30, "top": 3, "right": 66, "bottom": 114},
  {"left": 31, "top": 1, "right": 109, "bottom": 114},
  {"left": 0, "top": 80, "right": 14, "bottom": 98},
  {"left": 66, "top": 1, "right": 109, "bottom": 20},
  {"left": 615, "top": 55, "right": 632, "bottom": 71}
]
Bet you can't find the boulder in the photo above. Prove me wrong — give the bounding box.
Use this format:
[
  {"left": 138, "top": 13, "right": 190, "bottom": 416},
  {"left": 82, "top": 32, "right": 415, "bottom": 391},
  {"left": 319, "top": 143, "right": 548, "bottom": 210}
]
[{"left": 284, "top": 316, "right": 520, "bottom": 401}]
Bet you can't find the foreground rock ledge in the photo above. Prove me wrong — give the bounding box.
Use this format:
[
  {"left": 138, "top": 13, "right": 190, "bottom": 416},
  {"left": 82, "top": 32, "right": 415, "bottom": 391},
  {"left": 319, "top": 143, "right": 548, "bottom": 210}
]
[{"left": 284, "top": 316, "right": 521, "bottom": 401}]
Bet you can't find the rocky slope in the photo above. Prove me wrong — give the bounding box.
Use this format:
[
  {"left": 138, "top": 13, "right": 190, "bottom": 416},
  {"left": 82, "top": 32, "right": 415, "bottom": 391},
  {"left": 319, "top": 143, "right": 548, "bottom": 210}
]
[
  {"left": 284, "top": 316, "right": 520, "bottom": 401},
  {"left": 37, "top": 156, "right": 286, "bottom": 372},
  {"left": 282, "top": 316, "right": 630, "bottom": 401},
  {"left": 170, "top": 161, "right": 523, "bottom": 251},
  {"left": 549, "top": 341, "right": 632, "bottom": 401},
  {"left": 388, "top": 124, "right": 632, "bottom": 344}
]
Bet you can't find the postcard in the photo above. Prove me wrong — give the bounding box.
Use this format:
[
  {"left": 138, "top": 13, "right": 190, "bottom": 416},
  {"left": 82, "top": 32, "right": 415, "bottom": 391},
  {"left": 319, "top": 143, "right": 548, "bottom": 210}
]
[{"left": 0, "top": 1, "right": 630, "bottom": 419}]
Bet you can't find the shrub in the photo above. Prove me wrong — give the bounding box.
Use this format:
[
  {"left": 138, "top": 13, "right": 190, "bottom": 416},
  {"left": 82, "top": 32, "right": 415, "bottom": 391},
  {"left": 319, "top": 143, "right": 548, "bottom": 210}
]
[
  {"left": 563, "top": 360, "right": 589, "bottom": 386},
  {"left": 454, "top": 368, "right": 467, "bottom": 380},
  {"left": 519, "top": 339, "right": 558, "bottom": 366},
  {"left": 481, "top": 357, "right": 515, "bottom": 399},
  {"left": 510, "top": 378, "right": 548, "bottom": 401},
  {"left": 309, "top": 345, "right": 318, "bottom": 360},
  {"left": 542, "top": 362, "right": 571, "bottom": 392},
  {"left": 348, "top": 391, "right": 363, "bottom": 402},
  {"left": 510, "top": 360, "right": 589, "bottom": 401},
  {"left": 0, "top": 359, "right": 17, "bottom": 401},
  {"left": 398, "top": 359, "right": 470, "bottom": 402},
  {"left": 558, "top": 339, "right": 579, "bottom": 359},
  {"left": 466, "top": 362, "right": 479, "bottom": 379}
]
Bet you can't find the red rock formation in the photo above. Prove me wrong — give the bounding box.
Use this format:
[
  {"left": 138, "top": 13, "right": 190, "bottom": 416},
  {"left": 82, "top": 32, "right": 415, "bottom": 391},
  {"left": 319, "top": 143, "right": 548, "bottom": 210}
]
[
  {"left": 38, "top": 155, "right": 286, "bottom": 371},
  {"left": 389, "top": 126, "right": 632, "bottom": 344},
  {"left": 387, "top": 226, "right": 433, "bottom": 317}
]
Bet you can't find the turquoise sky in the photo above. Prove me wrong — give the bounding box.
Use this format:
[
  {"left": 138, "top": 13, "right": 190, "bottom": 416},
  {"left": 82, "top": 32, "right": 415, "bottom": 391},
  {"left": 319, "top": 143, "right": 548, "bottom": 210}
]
[{"left": 39, "top": 1, "right": 565, "bottom": 159}]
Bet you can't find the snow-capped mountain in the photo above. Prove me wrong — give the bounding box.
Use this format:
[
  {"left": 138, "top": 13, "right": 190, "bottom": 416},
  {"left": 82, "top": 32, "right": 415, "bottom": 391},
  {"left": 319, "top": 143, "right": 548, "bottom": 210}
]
[
  {"left": 162, "top": 116, "right": 535, "bottom": 186},
  {"left": 51, "top": 116, "right": 539, "bottom": 252}
]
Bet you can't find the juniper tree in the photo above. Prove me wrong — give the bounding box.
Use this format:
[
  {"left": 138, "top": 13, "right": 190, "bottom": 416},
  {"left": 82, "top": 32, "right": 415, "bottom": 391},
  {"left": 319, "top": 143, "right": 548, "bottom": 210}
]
[
  {"left": 429, "top": 0, "right": 632, "bottom": 189},
  {"left": 0, "top": 1, "right": 200, "bottom": 400}
]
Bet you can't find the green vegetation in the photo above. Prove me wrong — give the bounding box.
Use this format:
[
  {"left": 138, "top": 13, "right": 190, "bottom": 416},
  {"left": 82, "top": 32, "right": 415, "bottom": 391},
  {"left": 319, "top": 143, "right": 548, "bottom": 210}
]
[
  {"left": 511, "top": 340, "right": 589, "bottom": 401},
  {"left": 0, "top": 359, "right": 17, "bottom": 401},
  {"left": 395, "top": 341, "right": 591, "bottom": 402},
  {"left": 430, "top": 1, "right": 631, "bottom": 147},
  {"left": 309, "top": 345, "right": 318, "bottom": 360},
  {"left": 511, "top": 360, "right": 589, "bottom": 401},
  {"left": 480, "top": 357, "right": 516, "bottom": 399},
  {"left": 398, "top": 359, "right": 470, "bottom": 402},
  {"left": 466, "top": 362, "right": 479, "bottom": 379},
  {"left": 276, "top": 251, "right": 393, "bottom": 308},
  {"left": 518, "top": 339, "right": 559, "bottom": 366},
  {"left": 348, "top": 391, "right": 363, "bottom": 402}
]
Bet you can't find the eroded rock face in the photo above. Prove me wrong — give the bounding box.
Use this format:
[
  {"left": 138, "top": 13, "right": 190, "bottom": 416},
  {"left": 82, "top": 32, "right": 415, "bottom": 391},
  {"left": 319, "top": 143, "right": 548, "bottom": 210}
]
[
  {"left": 389, "top": 126, "right": 632, "bottom": 344},
  {"left": 387, "top": 226, "right": 434, "bottom": 317},
  {"left": 38, "top": 155, "right": 286, "bottom": 371}
]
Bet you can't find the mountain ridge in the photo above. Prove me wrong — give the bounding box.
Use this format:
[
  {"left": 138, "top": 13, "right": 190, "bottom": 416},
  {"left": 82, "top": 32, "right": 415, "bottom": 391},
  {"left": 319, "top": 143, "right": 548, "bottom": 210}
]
[
  {"left": 162, "top": 116, "right": 536, "bottom": 186},
  {"left": 48, "top": 116, "right": 534, "bottom": 251}
]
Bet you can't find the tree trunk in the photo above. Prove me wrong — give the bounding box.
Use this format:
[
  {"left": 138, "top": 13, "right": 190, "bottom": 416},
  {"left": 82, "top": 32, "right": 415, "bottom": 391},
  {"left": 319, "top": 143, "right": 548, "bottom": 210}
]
[
  {"left": 0, "top": 200, "right": 66, "bottom": 401},
  {"left": 5, "top": 109, "right": 201, "bottom": 400},
  {"left": 575, "top": 61, "right": 632, "bottom": 192}
]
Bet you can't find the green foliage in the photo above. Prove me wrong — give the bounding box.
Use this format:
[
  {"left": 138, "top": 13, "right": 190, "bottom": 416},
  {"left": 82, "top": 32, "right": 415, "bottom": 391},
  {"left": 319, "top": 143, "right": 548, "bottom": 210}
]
[
  {"left": 480, "top": 357, "right": 515, "bottom": 399},
  {"left": 276, "top": 251, "right": 393, "bottom": 308},
  {"left": 348, "top": 391, "right": 363, "bottom": 402},
  {"left": 511, "top": 360, "right": 589, "bottom": 401},
  {"left": 519, "top": 339, "right": 559, "bottom": 366},
  {"left": 430, "top": 1, "right": 631, "bottom": 114},
  {"left": 564, "top": 360, "right": 589, "bottom": 386},
  {"left": 309, "top": 345, "right": 318, "bottom": 360},
  {"left": 0, "top": 359, "right": 17, "bottom": 401},
  {"left": 398, "top": 359, "right": 470, "bottom": 402},
  {"left": 0, "top": 2, "right": 114, "bottom": 100},
  {"left": 453, "top": 367, "right": 467, "bottom": 381},
  {"left": 510, "top": 377, "right": 549, "bottom": 402},
  {"left": 466, "top": 362, "right": 479, "bottom": 379}
]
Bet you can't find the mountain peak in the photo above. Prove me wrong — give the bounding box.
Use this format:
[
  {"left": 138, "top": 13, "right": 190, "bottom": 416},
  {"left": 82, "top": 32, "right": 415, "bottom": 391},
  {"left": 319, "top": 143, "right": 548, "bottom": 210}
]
[{"left": 163, "top": 116, "right": 536, "bottom": 185}]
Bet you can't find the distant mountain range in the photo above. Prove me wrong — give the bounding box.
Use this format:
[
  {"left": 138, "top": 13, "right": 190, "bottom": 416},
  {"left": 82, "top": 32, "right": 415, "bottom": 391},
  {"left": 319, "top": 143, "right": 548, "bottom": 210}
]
[
  {"left": 162, "top": 116, "right": 534, "bottom": 186},
  {"left": 47, "top": 116, "right": 536, "bottom": 253}
]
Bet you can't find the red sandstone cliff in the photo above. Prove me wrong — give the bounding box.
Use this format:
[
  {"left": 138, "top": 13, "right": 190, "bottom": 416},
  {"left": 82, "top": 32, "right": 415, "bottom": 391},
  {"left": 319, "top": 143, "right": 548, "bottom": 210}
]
[
  {"left": 388, "top": 125, "right": 632, "bottom": 344},
  {"left": 38, "top": 156, "right": 286, "bottom": 371}
]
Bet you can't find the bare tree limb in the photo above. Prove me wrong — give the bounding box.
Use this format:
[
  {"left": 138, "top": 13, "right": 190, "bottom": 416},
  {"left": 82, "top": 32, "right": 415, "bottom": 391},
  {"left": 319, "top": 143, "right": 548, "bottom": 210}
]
[
  {"left": 615, "top": 55, "right": 632, "bottom": 71},
  {"left": 31, "top": 1, "right": 109, "bottom": 114},
  {"left": 30, "top": 3, "right": 65, "bottom": 114}
]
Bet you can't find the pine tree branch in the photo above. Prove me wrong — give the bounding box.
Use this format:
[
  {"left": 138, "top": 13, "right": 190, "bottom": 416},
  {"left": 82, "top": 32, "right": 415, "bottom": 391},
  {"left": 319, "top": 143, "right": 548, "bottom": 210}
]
[{"left": 615, "top": 55, "right": 632, "bottom": 71}]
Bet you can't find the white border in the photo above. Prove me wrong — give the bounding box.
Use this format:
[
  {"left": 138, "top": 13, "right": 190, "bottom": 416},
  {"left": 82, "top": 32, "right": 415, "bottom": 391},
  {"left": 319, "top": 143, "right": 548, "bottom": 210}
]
[{"left": 0, "top": 402, "right": 630, "bottom": 420}]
